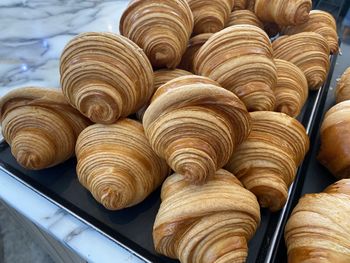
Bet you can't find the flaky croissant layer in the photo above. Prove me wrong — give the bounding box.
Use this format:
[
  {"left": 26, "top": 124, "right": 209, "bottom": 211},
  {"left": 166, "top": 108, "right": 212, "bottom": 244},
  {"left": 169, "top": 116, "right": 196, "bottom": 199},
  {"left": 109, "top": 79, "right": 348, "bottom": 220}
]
[
  {"left": 194, "top": 25, "right": 277, "bottom": 112},
  {"left": 285, "top": 179, "right": 350, "bottom": 263},
  {"left": 143, "top": 75, "right": 251, "bottom": 185},
  {"left": 153, "top": 169, "right": 261, "bottom": 263},
  {"left": 336, "top": 67, "right": 350, "bottom": 103},
  {"left": 76, "top": 118, "right": 169, "bottom": 210},
  {"left": 120, "top": 0, "right": 193, "bottom": 69},
  {"left": 318, "top": 100, "right": 350, "bottom": 179},
  {"left": 60, "top": 32, "right": 154, "bottom": 124},
  {"left": 0, "top": 87, "right": 90, "bottom": 170},
  {"left": 226, "top": 111, "right": 309, "bottom": 211}
]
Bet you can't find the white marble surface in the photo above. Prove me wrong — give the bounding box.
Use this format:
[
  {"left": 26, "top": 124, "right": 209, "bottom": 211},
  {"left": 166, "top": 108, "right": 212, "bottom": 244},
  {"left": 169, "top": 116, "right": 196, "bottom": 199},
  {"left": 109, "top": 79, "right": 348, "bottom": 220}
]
[
  {"left": 0, "top": 0, "right": 129, "bottom": 96},
  {"left": 0, "top": 1, "right": 147, "bottom": 262}
]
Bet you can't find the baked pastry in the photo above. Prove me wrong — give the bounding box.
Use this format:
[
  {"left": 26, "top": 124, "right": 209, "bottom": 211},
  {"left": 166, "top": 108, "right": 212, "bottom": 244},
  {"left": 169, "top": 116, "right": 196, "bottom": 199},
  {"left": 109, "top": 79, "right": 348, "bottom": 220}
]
[
  {"left": 153, "top": 169, "right": 261, "bottom": 263},
  {"left": 76, "top": 118, "right": 169, "bottom": 210},
  {"left": 226, "top": 111, "right": 309, "bottom": 211},
  {"left": 187, "top": 0, "right": 234, "bottom": 35},
  {"left": 285, "top": 179, "right": 350, "bottom": 263},
  {"left": 0, "top": 87, "right": 90, "bottom": 170},
  {"left": 254, "top": 0, "right": 312, "bottom": 26},
  {"left": 194, "top": 25, "right": 277, "bottom": 111},
  {"left": 226, "top": 10, "right": 263, "bottom": 29},
  {"left": 60, "top": 32, "right": 154, "bottom": 124},
  {"left": 282, "top": 10, "right": 338, "bottom": 54},
  {"left": 143, "top": 75, "right": 251, "bottom": 184},
  {"left": 273, "top": 32, "right": 330, "bottom": 90},
  {"left": 336, "top": 67, "right": 350, "bottom": 103},
  {"left": 318, "top": 100, "right": 350, "bottom": 179},
  {"left": 179, "top": 33, "right": 213, "bottom": 73},
  {"left": 136, "top": 69, "right": 193, "bottom": 121},
  {"left": 274, "top": 59, "right": 308, "bottom": 118},
  {"left": 120, "top": 0, "right": 193, "bottom": 68}
]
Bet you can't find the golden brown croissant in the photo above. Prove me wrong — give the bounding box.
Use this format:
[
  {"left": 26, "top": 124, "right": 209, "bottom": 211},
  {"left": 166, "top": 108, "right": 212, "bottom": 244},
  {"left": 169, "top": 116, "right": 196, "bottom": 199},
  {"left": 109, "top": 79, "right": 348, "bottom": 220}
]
[
  {"left": 0, "top": 87, "right": 90, "bottom": 170},
  {"left": 193, "top": 25, "right": 277, "bottom": 111},
  {"left": 274, "top": 59, "right": 308, "bottom": 118},
  {"left": 226, "top": 10, "right": 263, "bottom": 29},
  {"left": 143, "top": 75, "right": 251, "bottom": 184},
  {"left": 136, "top": 69, "right": 193, "bottom": 121},
  {"left": 60, "top": 32, "right": 154, "bottom": 124},
  {"left": 179, "top": 33, "right": 213, "bottom": 73},
  {"left": 120, "top": 0, "right": 193, "bottom": 69},
  {"left": 282, "top": 10, "right": 339, "bottom": 54},
  {"left": 273, "top": 32, "right": 330, "bottom": 90},
  {"left": 187, "top": 0, "right": 234, "bottom": 35},
  {"left": 318, "top": 100, "right": 350, "bottom": 179},
  {"left": 285, "top": 179, "right": 350, "bottom": 263},
  {"left": 225, "top": 111, "right": 309, "bottom": 211},
  {"left": 336, "top": 67, "right": 350, "bottom": 104},
  {"left": 153, "top": 169, "right": 261, "bottom": 263},
  {"left": 254, "top": 0, "right": 312, "bottom": 26},
  {"left": 233, "top": 0, "right": 255, "bottom": 11},
  {"left": 76, "top": 118, "right": 169, "bottom": 210}
]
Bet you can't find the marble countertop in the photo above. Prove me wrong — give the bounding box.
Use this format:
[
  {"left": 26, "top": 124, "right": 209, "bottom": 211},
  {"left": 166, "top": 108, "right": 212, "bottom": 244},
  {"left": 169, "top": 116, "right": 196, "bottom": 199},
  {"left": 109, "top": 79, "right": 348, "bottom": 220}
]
[{"left": 0, "top": 0, "right": 146, "bottom": 262}]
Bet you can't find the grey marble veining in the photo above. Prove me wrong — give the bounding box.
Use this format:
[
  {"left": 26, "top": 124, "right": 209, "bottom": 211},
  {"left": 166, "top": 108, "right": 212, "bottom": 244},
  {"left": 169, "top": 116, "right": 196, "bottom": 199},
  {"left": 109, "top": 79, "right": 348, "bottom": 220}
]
[
  {"left": 0, "top": 1, "right": 146, "bottom": 262},
  {"left": 0, "top": 0, "right": 129, "bottom": 96}
]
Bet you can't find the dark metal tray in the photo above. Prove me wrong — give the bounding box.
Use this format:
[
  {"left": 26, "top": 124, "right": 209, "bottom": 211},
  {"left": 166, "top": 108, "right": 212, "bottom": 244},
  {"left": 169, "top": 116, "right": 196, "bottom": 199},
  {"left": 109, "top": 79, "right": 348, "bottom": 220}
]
[{"left": 0, "top": 1, "right": 349, "bottom": 262}]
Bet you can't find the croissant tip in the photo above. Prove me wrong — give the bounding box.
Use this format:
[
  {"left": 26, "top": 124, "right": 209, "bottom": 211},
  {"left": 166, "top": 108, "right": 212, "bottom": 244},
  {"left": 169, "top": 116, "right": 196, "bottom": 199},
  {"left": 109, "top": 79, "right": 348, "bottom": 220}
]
[{"left": 15, "top": 150, "right": 42, "bottom": 170}]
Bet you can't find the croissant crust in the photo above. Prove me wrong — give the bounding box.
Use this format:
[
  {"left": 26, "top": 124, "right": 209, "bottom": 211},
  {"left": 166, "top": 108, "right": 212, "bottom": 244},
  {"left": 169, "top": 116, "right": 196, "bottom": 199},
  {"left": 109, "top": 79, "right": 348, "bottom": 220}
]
[
  {"left": 75, "top": 118, "right": 169, "bottom": 210},
  {"left": 143, "top": 75, "right": 251, "bottom": 184},
  {"left": 153, "top": 169, "right": 261, "bottom": 263},
  {"left": 120, "top": 0, "right": 194, "bottom": 69},
  {"left": 282, "top": 10, "right": 338, "bottom": 54},
  {"left": 226, "top": 111, "right": 309, "bottom": 211},
  {"left": 274, "top": 59, "right": 308, "bottom": 118},
  {"left": 60, "top": 32, "right": 154, "bottom": 124},
  {"left": 254, "top": 0, "right": 312, "bottom": 26},
  {"left": 194, "top": 25, "right": 277, "bottom": 111},
  {"left": 318, "top": 100, "right": 350, "bottom": 179},
  {"left": 285, "top": 179, "right": 350, "bottom": 263},
  {"left": 273, "top": 32, "right": 330, "bottom": 90},
  {"left": 336, "top": 67, "right": 350, "bottom": 104},
  {"left": 0, "top": 87, "right": 90, "bottom": 170}
]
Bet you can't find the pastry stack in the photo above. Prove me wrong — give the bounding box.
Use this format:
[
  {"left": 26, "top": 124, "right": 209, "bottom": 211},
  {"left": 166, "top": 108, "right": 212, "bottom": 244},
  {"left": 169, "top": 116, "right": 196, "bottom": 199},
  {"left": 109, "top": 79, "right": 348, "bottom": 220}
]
[{"left": 0, "top": 0, "right": 343, "bottom": 262}]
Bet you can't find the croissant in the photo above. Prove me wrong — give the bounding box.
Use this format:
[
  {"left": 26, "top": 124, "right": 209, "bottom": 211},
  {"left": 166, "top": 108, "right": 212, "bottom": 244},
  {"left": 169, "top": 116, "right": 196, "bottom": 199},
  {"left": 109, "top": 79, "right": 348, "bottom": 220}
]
[
  {"left": 254, "top": 0, "right": 312, "bottom": 26},
  {"left": 187, "top": 0, "right": 233, "bottom": 35},
  {"left": 336, "top": 67, "right": 350, "bottom": 103},
  {"left": 143, "top": 75, "right": 251, "bottom": 184},
  {"left": 225, "top": 111, "right": 309, "bottom": 211},
  {"left": 318, "top": 100, "right": 350, "bottom": 179},
  {"left": 75, "top": 119, "right": 169, "bottom": 210},
  {"left": 60, "top": 32, "right": 154, "bottom": 124},
  {"left": 274, "top": 59, "right": 308, "bottom": 118},
  {"left": 179, "top": 33, "right": 213, "bottom": 73},
  {"left": 193, "top": 25, "right": 277, "bottom": 111},
  {"left": 136, "top": 69, "right": 193, "bottom": 121},
  {"left": 273, "top": 32, "right": 330, "bottom": 90},
  {"left": 0, "top": 87, "right": 90, "bottom": 170},
  {"left": 233, "top": 0, "right": 255, "bottom": 11},
  {"left": 153, "top": 169, "right": 261, "bottom": 263},
  {"left": 120, "top": 0, "right": 193, "bottom": 69},
  {"left": 226, "top": 10, "right": 263, "bottom": 29},
  {"left": 285, "top": 179, "right": 350, "bottom": 263},
  {"left": 282, "top": 10, "right": 338, "bottom": 54}
]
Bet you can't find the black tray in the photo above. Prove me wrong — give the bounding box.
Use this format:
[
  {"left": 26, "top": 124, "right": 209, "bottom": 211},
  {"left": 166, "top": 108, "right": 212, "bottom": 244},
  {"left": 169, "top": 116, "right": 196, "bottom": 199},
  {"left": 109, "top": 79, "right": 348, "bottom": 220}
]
[
  {"left": 0, "top": 1, "right": 349, "bottom": 262},
  {"left": 270, "top": 1, "right": 350, "bottom": 262}
]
